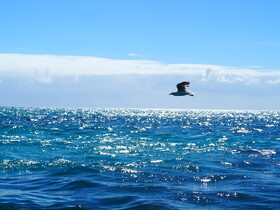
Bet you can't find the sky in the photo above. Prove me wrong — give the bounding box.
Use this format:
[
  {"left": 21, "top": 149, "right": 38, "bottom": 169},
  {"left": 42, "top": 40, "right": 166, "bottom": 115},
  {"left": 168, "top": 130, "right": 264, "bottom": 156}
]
[{"left": 0, "top": 0, "right": 280, "bottom": 110}]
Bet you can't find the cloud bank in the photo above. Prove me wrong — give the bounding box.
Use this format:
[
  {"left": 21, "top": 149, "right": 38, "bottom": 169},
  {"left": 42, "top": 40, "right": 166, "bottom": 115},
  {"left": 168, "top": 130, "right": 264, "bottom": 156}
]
[
  {"left": 0, "top": 53, "right": 280, "bottom": 110},
  {"left": 0, "top": 53, "right": 280, "bottom": 85}
]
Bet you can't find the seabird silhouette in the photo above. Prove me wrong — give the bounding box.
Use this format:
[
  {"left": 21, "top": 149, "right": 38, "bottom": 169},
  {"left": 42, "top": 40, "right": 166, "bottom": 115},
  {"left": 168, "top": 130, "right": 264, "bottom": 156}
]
[{"left": 169, "top": 81, "right": 194, "bottom": 96}]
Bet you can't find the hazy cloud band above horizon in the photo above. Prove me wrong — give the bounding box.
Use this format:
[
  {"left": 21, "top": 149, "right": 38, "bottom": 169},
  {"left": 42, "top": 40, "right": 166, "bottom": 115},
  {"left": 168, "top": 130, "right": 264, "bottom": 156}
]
[{"left": 0, "top": 53, "right": 280, "bottom": 85}]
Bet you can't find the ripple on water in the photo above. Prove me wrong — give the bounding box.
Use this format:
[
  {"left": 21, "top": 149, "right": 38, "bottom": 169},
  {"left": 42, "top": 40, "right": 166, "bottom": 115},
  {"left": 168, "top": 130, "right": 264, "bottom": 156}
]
[{"left": 0, "top": 107, "right": 280, "bottom": 209}]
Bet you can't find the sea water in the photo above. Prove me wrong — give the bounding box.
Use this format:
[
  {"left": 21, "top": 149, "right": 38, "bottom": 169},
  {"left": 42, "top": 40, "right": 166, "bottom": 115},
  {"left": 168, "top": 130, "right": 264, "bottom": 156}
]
[{"left": 0, "top": 107, "right": 279, "bottom": 209}]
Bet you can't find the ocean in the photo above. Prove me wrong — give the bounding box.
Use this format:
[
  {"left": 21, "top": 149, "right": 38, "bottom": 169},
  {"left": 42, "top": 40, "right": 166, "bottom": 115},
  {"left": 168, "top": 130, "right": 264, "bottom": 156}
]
[{"left": 0, "top": 107, "right": 279, "bottom": 210}]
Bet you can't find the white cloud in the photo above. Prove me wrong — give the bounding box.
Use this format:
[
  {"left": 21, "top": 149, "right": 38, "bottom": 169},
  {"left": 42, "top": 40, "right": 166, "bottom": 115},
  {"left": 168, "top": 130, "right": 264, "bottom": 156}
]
[
  {"left": 200, "top": 67, "right": 279, "bottom": 84},
  {"left": 0, "top": 53, "right": 279, "bottom": 110},
  {"left": 34, "top": 68, "right": 52, "bottom": 84},
  {"left": 0, "top": 53, "right": 280, "bottom": 85},
  {"left": 128, "top": 53, "right": 138, "bottom": 57},
  {"left": 267, "top": 78, "right": 280, "bottom": 84}
]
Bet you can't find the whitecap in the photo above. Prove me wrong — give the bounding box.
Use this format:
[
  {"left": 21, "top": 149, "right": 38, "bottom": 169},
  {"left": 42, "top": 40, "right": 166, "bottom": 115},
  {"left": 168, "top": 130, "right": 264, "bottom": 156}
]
[
  {"left": 151, "top": 160, "right": 163, "bottom": 163},
  {"left": 121, "top": 168, "right": 139, "bottom": 174}
]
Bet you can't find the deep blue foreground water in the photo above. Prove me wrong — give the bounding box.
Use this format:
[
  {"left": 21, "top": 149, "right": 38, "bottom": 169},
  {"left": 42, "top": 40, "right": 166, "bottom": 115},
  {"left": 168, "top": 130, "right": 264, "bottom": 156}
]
[{"left": 0, "top": 107, "right": 279, "bottom": 209}]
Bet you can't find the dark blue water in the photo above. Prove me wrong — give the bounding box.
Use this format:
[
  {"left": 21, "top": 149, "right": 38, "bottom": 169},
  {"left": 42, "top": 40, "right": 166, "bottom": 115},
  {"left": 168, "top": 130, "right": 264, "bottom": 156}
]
[{"left": 0, "top": 107, "right": 279, "bottom": 209}]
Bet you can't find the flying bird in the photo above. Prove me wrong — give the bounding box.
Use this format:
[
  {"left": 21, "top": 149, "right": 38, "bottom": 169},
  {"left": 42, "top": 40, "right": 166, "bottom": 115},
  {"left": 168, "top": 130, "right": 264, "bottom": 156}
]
[{"left": 169, "top": 81, "right": 194, "bottom": 96}]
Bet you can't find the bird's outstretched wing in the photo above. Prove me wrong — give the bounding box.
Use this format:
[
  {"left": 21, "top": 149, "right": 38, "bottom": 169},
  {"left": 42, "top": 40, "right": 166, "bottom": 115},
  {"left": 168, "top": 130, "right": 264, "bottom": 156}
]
[{"left": 176, "top": 81, "right": 190, "bottom": 91}]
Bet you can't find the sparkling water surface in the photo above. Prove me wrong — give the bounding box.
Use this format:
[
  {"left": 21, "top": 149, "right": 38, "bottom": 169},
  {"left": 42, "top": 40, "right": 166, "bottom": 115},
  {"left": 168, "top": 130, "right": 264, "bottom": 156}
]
[{"left": 0, "top": 107, "right": 279, "bottom": 209}]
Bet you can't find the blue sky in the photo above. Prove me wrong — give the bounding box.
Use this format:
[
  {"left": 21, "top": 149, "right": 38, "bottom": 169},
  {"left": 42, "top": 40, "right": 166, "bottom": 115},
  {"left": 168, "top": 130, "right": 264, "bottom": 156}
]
[{"left": 0, "top": 0, "right": 280, "bottom": 110}]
